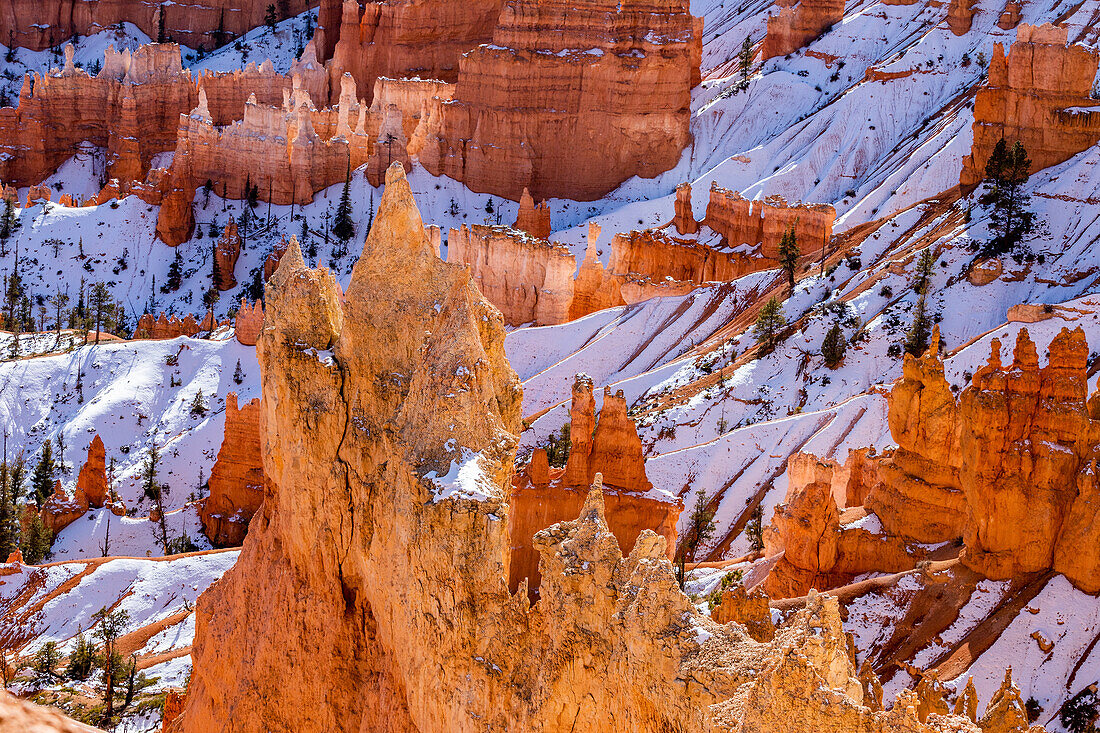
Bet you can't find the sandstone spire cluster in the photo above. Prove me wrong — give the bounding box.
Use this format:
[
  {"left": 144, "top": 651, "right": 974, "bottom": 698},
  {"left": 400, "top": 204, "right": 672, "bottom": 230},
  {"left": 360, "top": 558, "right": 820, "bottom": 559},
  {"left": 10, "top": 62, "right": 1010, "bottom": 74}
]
[
  {"left": 961, "top": 24, "right": 1100, "bottom": 187},
  {"left": 171, "top": 164, "right": 986, "bottom": 733}
]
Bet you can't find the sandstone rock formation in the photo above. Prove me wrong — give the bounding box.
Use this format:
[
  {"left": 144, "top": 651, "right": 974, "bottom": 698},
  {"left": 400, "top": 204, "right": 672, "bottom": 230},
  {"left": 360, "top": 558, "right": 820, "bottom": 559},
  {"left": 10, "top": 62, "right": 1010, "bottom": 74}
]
[
  {"left": 234, "top": 299, "right": 265, "bottom": 346},
  {"left": 320, "top": 0, "right": 503, "bottom": 103},
  {"left": 763, "top": 453, "right": 916, "bottom": 598},
  {"left": 961, "top": 24, "right": 1100, "bottom": 187},
  {"left": 262, "top": 237, "right": 289, "bottom": 281},
  {"left": 200, "top": 393, "right": 264, "bottom": 547},
  {"left": 446, "top": 225, "right": 575, "bottom": 326},
  {"left": 513, "top": 188, "right": 552, "bottom": 239},
  {"left": 75, "top": 434, "right": 107, "bottom": 509},
  {"left": 509, "top": 374, "right": 680, "bottom": 595},
  {"left": 0, "top": 0, "right": 312, "bottom": 52},
  {"left": 175, "top": 164, "right": 979, "bottom": 733},
  {"left": 946, "top": 0, "right": 976, "bottom": 35},
  {"left": 132, "top": 313, "right": 201, "bottom": 340},
  {"left": 867, "top": 328, "right": 969, "bottom": 543},
  {"left": 40, "top": 480, "right": 86, "bottom": 535},
  {"left": 0, "top": 689, "right": 101, "bottom": 732},
  {"left": 418, "top": 0, "right": 701, "bottom": 202},
  {"left": 0, "top": 44, "right": 310, "bottom": 191},
  {"left": 213, "top": 221, "right": 241, "bottom": 290},
  {"left": 710, "top": 585, "right": 775, "bottom": 641},
  {"left": 762, "top": 0, "right": 845, "bottom": 60}
]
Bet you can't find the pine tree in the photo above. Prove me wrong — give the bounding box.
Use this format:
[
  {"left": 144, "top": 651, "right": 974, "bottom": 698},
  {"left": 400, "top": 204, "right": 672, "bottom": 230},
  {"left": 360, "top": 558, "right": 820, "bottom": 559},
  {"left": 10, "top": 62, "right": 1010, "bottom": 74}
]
[
  {"left": 21, "top": 512, "right": 52, "bottom": 564},
  {"left": 745, "top": 505, "right": 764, "bottom": 553},
  {"left": 778, "top": 226, "right": 800, "bottom": 293},
  {"left": 753, "top": 297, "right": 786, "bottom": 355},
  {"left": 0, "top": 198, "right": 13, "bottom": 244},
  {"left": 92, "top": 607, "right": 130, "bottom": 725},
  {"left": 142, "top": 443, "right": 171, "bottom": 555},
  {"left": 738, "top": 36, "right": 754, "bottom": 88},
  {"left": 65, "top": 628, "right": 96, "bottom": 680},
  {"left": 821, "top": 323, "right": 846, "bottom": 369},
  {"left": 90, "top": 282, "right": 110, "bottom": 344},
  {"left": 332, "top": 167, "right": 355, "bottom": 242},
  {"left": 166, "top": 248, "right": 182, "bottom": 292},
  {"left": 904, "top": 290, "right": 931, "bottom": 357},
  {"left": 29, "top": 440, "right": 55, "bottom": 507},
  {"left": 675, "top": 488, "right": 716, "bottom": 588},
  {"left": 0, "top": 456, "right": 18, "bottom": 558},
  {"left": 189, "top": 389, "right": 208, "bottom": 418},
  {"left": 156, "top": 3, "right": 167, "bottom": 42},
  {"left": 233, "top": 359, "right": 244, "bottom": 385},
  {"left": 914, "top": 247, "right": 935, "bottom": 294},
  {"left": 264, "top": 4, "right": 277, "bottom": 30},
  {"left": 55, "top": 433, "right": 68, "bottom": 476},
  {"left": 33, "top": 641, "right": 61, "bottom": 682},
  {"left": 979, "top": 138, "right": 1035, "bottom": 258}
]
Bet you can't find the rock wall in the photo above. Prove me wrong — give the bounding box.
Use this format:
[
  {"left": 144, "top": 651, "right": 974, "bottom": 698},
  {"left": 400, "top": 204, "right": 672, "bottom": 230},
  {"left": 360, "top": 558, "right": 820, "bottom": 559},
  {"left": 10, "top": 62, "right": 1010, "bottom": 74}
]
[
  {"left": 702, "top": 183, "right": 835, "bottom": 260},
  {"left": 322, "top": 0, "right": 504, "bottom": 104},
  {"left": 75, "top": 434, "right": 107, "bottom": 509},
  {"left": 509, "top": 374, "right": 680, "bottom": 595},
  {"left": 234, "top": 299, "right": 264, "bottom": 346},
  {"left": 866, "top": 328, "right": 969, "bottom": 543},
  {"left": 961, "top": 24, "right": 1100, "bottom": 187},
  {"left": 132, "top": 312, "right": 202, "bottom": 339},
  {"left": 761, "top": 0, "right": 845, "bottom": 60},
  {"left": 40, "top": 480, "right": 85, "bottom": 535},
  {"left": 763, "top": 453, "right": 916, "bottom": 598},
  {"left": 0, "top": 44, "right": 310, "bottom": 190},
  {"left": 155, "top": 81, "right": 372, "bottom": 244},
  {"left": 0, "top": 689, "right": 100, "bottom": 732},
  {"left": 200, "top": 393, "right": 264, "bottom": 547},
  {"left": 213, "top": 220, "right": 241, "bottom": 290},
  {"left": 446, "top": 224, "right": 575, "bottom": 327},
  {"left": 513, "top": 188, "right": 551, "bottom": 239},
  {"left": 174, "top": 163, "right": 980, "bottom": 733},
  {"left": 0, "top": 0, "right": 313, "bottom": 52},
  {"left": 418, "top": 0, "right": 700, "bottom": 202}
]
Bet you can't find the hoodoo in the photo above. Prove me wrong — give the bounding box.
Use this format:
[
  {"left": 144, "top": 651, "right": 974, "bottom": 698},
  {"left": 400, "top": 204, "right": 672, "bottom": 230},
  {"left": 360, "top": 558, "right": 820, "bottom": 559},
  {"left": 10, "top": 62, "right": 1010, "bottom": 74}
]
[{"left": 174, "top": 165, "right": 984, "bottom": 732}]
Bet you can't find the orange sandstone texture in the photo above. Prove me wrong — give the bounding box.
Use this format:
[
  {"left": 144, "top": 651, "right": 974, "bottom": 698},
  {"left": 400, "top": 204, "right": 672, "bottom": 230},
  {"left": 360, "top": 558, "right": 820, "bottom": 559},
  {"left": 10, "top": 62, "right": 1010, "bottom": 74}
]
[
  {"left": 418, "top": 0, "right": 700, "bottom": 202},
  {"left": 213, "top": 221, "right": 241, "bottom": 291},
  {"left": 763, "top": 453, "right": 916, "bottom": 598},
  {"left": 0, "top": 689, "right": 101, "bottom": 732},
  {"left": 761, "top": 0, "right": 845, "bottom": 60},
  {"left": 200, "top": 393, "right": 264, "bottom": 547},
  {"left": 76, "top": 435, "right": 107, "bottom": 509},
  {"left": 509, "top": 375, "right": 680, "bottom": 595},
  {"left": 0, "top": 0, "right": 311, "bottom": 52},
  {"left": 0, "top": 44, "right": 314, "bottom": 191},
  {"left": 321, "top": 0, "right": 504, "bottom": 104},
  {"left": 174, "top": 164, "right": 979, "bottom": 733},
  {"left": 40, "top": 480, "right": 86, "bottom": 535},
  {"left": 131, "top": 313, "right": 201, "bottom": 339},
  {"left": 961, "top": 24, "right": 1100, "bottom": 187},
  {"left": 234, "top": 300, "right": 265, "bottom": 346},
  {"left": 513, "top": 188, "right": 552, "bottom": 239}
]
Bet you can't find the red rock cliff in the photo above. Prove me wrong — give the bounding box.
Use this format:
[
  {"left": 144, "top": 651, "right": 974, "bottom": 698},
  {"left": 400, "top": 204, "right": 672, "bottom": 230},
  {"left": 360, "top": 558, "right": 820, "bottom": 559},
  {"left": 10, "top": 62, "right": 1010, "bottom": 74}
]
[
  {"left": 0, "top": 0, "right": 312, "bottom": 51},
  {"left": 200, "top": 392, "right": 264, "bottom": 547},
  {"left": 762, "top": 0, "right": 845, "bottom": 60},
  {"left": 961, "top": 24, "right": 1100, "bottom": 187},
  {"left": 76, "top": 434, "right": 107, "bottom": 509},
  {"left": 419, "top": 0, "right": 700, "bottom": 202}
]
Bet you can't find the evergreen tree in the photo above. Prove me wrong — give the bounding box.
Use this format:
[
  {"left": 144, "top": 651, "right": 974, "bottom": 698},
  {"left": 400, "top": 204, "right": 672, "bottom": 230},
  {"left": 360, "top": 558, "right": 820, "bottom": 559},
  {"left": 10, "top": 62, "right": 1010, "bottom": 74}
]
[
  {"left": 189, "top": 389, "right": 208, "bottom": 418},
  {"left": 332, "top": 168, "right": 355, "bottom": 242},
  {"left": 90, "top": 282, "right": 110, "bottom": 344},
  {"left": 745, "top": 505, "right": 764, "bottom": 553},
  {"left": 914, "top": 247, "right": 935, "bottom": 294},
  {"left": 92, "top": 607, "right": 130, "bottom": 725},
  {"left": 752, "top": 297, "right": 786, "bottom": 355},
  {"left": 778, "top": 226, "right": 800, "bottom": 293},
  {"left": 233, "top": 359, "right": 244, "bottom": 385},
  {"left": 979, "top": 138, "right": 1036, "bottom": 257},
  {"left": 29, "top": 440, "right": 55, "bottom": 507},
  {"left": 0, "top": 456, "right": 19, "bottom": 558},
  {"left": 142, "top": 443, "right": 171, "bottom": 555},
  {"left": 675, "top": 488, "right": 716, "bottom": 588},
  {"left": 166, "top": 248, "right": 182, "bottom": 292},
  {"left": 55, "top": 433, "right": 68, "bottom": 476},
  {"left": 156, "top": 3, "right": 167, "bottom": 42},
  {"left": 264, "top": 4, "right": 277, "bottom": 30},
  {"left": 0, "top": 198, "right": 13, "bottom": 244},
  {"left": 33, "top": 641, "right": 61, "bottom": 682},
  {"left": 821, "top": 322, "right": 846, "bottom": 369},
  {"left": 738, "top": 36, "right": 754, "bottom": 87},
  {"left": 21, "top": 512, "right": 52, "bottom": 564},
  {"left": 211, "top": 240, "right": 222, "bottom": 291},
  {"left": 904, "top": 290, "right": 931, "bottom": 357},
  {"left": 65, "top": 628, "right": 96, "bottom": 680}
]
